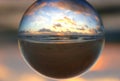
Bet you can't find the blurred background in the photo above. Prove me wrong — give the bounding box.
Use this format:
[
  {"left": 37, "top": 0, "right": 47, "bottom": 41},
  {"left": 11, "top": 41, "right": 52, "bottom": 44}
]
[{"left": 0, "top": 0, "right": 120, "bottom": 81}]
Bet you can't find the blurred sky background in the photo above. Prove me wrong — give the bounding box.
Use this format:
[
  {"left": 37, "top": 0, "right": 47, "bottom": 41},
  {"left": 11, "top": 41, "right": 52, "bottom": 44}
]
[{"left": 0, "top": 0, "right": 120, "bottom": 81}]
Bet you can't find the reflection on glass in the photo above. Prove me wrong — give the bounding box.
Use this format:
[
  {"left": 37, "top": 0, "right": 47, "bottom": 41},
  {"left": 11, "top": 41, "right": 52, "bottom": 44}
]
[{"left": 18, "top": 0, "right": 105, "bottom": 79}]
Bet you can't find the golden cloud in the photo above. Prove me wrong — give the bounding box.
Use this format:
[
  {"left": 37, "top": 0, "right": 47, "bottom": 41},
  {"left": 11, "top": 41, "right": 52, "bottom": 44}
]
[
  {"left": 49, "top": 17, "right": 97, "bottom": 35},
  {"left": 28, "top": 16, "right": 98, "bottom": 35}
]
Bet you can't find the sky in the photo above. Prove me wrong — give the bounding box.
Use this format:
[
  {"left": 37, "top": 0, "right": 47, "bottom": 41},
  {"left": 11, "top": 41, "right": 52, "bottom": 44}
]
[{"left": 19, "top": 1, "right": 103, "bottom": 35}]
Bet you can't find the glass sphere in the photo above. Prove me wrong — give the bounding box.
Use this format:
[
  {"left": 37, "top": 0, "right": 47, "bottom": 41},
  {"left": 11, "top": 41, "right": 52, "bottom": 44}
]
[{"left": 18, "top": 0, "right": 105, "bottom": 79}]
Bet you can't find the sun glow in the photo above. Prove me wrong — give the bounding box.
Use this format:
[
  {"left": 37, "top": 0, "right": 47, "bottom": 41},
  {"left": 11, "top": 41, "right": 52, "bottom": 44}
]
[
  {"left": 59, "top": 78, "right": 86, "bottom": 81},
  {"left": 19, "top": 74, "right": 46, "bottom": 81}
]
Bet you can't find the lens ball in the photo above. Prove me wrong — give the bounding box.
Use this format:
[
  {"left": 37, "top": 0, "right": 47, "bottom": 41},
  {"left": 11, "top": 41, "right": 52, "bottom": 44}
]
[{"left": 18, "top": 0, "right": 105, "bottom": 79}]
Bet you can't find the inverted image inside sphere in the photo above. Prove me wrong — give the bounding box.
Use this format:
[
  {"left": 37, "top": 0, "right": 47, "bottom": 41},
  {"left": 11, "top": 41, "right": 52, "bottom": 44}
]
[{"left": 18, "top": 0, "right": 104, "bottom": 79}]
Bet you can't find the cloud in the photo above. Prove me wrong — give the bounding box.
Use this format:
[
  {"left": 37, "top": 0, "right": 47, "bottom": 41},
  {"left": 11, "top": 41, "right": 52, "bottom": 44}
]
[
  {"left": 26, "top": 2, "right": 47, "bottom": 16},
  {"left": 49, "top": 1, "right": 84, "bottom": 14},
  {"left": 26, "top": 16, "right": 98, "bottom": 35},
  {"left": 48, "top": 16, "right": 97, "bottom": 35}
]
